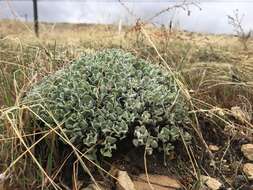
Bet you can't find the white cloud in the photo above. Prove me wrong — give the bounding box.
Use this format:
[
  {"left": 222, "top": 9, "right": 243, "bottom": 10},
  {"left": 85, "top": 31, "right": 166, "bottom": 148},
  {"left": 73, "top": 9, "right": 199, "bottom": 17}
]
[{"left": 0, "top": 0, "right": 252, "bottom": 34}]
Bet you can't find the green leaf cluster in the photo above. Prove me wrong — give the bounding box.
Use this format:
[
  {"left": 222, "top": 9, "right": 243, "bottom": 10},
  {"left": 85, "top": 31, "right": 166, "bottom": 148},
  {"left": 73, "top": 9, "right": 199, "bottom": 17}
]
[{"left": 23, "top": 49, "right": 191, "bottom": 157}]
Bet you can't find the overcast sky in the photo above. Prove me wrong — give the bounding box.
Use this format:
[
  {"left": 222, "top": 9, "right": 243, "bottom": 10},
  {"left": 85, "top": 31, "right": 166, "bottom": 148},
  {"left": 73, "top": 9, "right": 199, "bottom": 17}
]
[{"left": 0, "top": 0, "right": 252, "bottom": 34}]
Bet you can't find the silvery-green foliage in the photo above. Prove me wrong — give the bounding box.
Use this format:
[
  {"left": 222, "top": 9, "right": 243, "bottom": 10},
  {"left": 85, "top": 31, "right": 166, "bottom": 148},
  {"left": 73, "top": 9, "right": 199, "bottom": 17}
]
[{"left": 24, "top": 49, "right": 191, "bottom": 157}]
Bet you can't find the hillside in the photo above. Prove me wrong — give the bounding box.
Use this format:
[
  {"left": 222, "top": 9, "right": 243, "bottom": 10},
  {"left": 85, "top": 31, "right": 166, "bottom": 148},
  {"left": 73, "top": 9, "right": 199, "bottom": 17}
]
[{"left": 1, "top": 20, "right": 253, "bottom": 189}]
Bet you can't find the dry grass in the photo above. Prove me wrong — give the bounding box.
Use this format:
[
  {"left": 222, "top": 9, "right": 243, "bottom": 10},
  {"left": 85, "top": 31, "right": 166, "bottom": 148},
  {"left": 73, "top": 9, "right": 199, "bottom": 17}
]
[{"left": 1, "top": 19, "right": 253, "bottom": 189}]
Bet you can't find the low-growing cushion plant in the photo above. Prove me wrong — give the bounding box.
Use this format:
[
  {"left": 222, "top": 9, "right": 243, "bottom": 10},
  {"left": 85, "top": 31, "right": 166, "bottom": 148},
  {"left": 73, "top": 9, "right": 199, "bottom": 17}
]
[{"left": 23, "top": 49, "right": 191, "bottom": 159}]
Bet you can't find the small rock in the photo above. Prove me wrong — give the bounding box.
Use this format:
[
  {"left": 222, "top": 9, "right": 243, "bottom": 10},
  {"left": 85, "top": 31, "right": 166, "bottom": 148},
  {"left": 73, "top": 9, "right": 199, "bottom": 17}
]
[
  {"left": 134, "top": 181, "right": 169, "bottom": 190},
  {"left": 243, "top": 163, "right": 253, "bottom": 180},
  {"left": 209, "top": 145, "right": 220, "bottom": 152},
  {"left": 133, "top": 174, "right": 181, "bottom": 190},
  {"left": 0, "top": 183, "right": 4, "bottom": 190},
  {"left": 116, "top": 170, "right": 136, "bottom": 190},
  {"left": 201, "top": 175, "right": 222, "bottom": 190},
  {"left": 82, "top": 183, "right": 108, "bottom": 190},
  {"left": 241, "top": 144, "right": 253, "bottom": 161}
]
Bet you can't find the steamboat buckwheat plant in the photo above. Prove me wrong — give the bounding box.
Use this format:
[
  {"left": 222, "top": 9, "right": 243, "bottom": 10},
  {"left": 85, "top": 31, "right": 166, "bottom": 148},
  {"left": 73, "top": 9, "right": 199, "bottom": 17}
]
[{"left": 23, "top": 49, "right": 191, "bottom": 158}]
